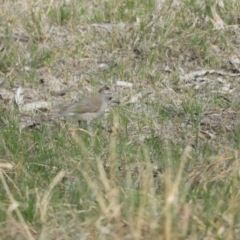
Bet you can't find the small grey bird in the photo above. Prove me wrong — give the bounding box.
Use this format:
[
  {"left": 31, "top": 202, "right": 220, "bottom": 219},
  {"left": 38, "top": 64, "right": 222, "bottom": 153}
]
[{"left": 48, "top": 93, "right": 117, "bottom": 124}]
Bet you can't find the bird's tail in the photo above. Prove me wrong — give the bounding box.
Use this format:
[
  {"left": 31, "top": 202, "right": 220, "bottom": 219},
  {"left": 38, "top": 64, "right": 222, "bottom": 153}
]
[{"left": 45, "top": 113, "right": 62, "bottom": 121}]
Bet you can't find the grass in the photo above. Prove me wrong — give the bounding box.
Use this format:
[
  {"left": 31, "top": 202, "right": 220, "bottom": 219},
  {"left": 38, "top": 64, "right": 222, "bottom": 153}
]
[{"left": 1, "top": 0, "right": 240, "bottom": 239}]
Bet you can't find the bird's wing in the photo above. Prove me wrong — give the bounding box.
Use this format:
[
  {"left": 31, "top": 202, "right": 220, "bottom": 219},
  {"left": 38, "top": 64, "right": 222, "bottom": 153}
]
[{"left": 63, "top": 97, "right": 101, "bottom": 114}]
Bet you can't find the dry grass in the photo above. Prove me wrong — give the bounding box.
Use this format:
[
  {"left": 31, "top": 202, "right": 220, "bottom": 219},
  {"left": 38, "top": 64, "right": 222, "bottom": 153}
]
[{"left": 1, "top": 0, "right": 240, "bottom": 239}]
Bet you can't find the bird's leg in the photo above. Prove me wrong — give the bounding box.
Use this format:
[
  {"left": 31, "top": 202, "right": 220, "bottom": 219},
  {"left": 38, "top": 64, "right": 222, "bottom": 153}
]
[
  {"left": 87, "top": 122, "right": 93, "bottom": 134},
  {"left": 77, "top": 120, "right": 95, "bottom": 135}
]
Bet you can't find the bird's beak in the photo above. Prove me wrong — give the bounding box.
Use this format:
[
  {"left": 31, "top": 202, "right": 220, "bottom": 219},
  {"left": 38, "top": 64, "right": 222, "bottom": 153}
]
[{"left": 112, "top": 99, "right": 121, "bottom": 104}]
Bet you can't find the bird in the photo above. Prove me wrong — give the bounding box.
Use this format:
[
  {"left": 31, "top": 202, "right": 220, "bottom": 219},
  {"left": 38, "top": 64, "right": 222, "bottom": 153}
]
[{"left": 47, "top": 93, "right": 118, "bottom": 124}]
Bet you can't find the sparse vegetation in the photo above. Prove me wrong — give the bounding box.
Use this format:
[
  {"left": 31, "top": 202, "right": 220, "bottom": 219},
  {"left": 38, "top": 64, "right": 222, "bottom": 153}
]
[{"left": 1, "top": 0, "right": 240, "bottom": 239}]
